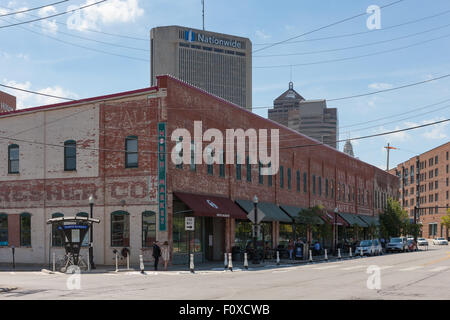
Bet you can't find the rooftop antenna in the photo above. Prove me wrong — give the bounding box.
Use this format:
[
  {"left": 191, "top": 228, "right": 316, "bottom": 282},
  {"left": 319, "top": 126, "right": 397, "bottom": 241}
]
[
  {"left": 202, "top": 0, "right": 205, "bottom": 30},
  {"left": 290, "top": 65, "right": 293, "bottom": 82}
]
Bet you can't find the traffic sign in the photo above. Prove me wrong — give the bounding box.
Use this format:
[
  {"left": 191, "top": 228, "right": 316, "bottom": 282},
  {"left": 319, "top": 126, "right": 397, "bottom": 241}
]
[
  {"left": 247, "top": 208, "right": 265, "bottom": 224},
  {"left": 185, "top": 217, "right": 195, "bottom": 231}
]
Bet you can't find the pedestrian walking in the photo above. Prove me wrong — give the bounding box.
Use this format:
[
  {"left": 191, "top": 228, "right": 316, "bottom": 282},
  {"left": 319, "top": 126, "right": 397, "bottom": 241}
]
[
  {"left": 152, "top": 241, "right": 162, "bottom": 271},
  {"left": 161, "top": 241, "right": 170, "bottom": 271},
  {"left": 314, "top": 241, "right": 321, "bottom": 256},
  {"left": 288, "top": 239, "right": 295, "bottom": 260}
]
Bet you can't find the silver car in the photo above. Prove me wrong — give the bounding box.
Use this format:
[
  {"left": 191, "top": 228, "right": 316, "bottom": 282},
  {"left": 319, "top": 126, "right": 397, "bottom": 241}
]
[
  {"left": 386, "top": 237, "right": 408, "bottom": 253},
  {"left": 417, "top": 238, "right": 429, "bottom": 246},
  {"left": 355, "top": 239, "right": 383, "bottom": 256}
]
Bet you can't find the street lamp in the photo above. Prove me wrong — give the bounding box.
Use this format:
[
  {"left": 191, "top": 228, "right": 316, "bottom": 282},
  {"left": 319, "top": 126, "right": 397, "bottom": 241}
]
[
  {"left": 252, "top": 195, "right": 260, "bottom": 264},
  {"left": 334, "top": 207, "right": 338, "bottom": 255},
  {"left": 89, "top": 195, "right": 95, "bottom": 270}
]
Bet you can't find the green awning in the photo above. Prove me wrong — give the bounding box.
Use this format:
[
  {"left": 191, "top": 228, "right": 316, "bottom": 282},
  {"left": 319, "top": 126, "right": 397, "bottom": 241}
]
[
  {"left": 280, "top": 205, "right": 324, "bottom": 225},
  {"left": 235, "top": 199, "right": 292, "bottom": 223},
  {"left": 338, "top": 212, "right": 368, "bottom": 227},
  {"left": 358, "top": 215, "right": 380, "bottom": 227}
]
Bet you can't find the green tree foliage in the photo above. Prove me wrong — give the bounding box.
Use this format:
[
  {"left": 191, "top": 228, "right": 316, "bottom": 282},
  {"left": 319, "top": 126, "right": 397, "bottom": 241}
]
[
  {"left": 441, "top": 209, "right": 450, "bottom": 239},
  {"left": 379, "top": 198, "right": 410, "bottom": 238}
]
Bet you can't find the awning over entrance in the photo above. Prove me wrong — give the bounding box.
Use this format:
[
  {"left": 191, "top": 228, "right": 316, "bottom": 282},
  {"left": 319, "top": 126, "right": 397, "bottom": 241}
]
[
  {"left": 279, "top": 205, "right": 324, "bottom": 225},
  {"left": 338, "top": 212, "right": 368, "bottom": 228},
  {"left": 235, "top": 199, "right": 292, "bottom": 223},
  {"left": 173, "top": 192, "right": 248, "bottom": 219},
  {"left": 321, "top": 211, "right": 350, "bottom": 227},
  {"left": 358, "top": 215, "right": 380, "bottom": 227}
]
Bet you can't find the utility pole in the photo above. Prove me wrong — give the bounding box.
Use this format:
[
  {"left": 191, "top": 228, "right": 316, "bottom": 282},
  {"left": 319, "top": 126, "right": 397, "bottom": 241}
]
[{"left": 384, "top": 143, "right": 397, "bottom": 171}]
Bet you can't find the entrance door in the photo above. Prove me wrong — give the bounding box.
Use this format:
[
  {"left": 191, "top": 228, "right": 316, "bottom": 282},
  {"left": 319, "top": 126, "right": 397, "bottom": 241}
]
[{"left": 204, "top": 217, "right": 225, "bottom": 261}]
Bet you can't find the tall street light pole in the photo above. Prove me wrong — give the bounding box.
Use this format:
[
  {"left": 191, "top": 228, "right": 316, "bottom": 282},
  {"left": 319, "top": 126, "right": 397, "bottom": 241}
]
[
  {"left": 334, "top": 207, "right": 338, "bottom": 255},
  {"left": 252, "top": 195, "right": 260, "bottom": 264},
  {"left": 89, "top": 195, "right": 95, "bottom": 269}
]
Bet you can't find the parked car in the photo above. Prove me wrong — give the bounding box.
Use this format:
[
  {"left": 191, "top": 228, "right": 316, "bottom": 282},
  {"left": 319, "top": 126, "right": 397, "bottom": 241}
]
[
  {"left": 432, "top": 237, "right": 449, "bottom": 245},
  {"left": 355, "top": 239, "right": 383, "bottom": 256},
  {"left": 417, "top": 238, "right": 429, "bottom": 246},
  {"left": 407, "top": 239, "right": 418, "bottom": 251},
  {"left": 386, "top": 237, "right": 408, "bottom": 253}
]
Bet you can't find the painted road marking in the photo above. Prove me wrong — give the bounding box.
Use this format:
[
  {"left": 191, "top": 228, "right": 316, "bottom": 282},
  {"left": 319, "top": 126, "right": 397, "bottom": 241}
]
[
  {"left": 430, "top": 266, "right": 449, "bottom": 272},
  {"left": 341, "top": 265, "right": 366, "bottom": 270},
  {"left": 379, "top": 266, "right": 393, "bottom": 270},
  {"left": 313, "top": 265, "right": 341, "bottom": 270},
  {"left": 399, "top": 266, "right": 424, "bottom": 271}
]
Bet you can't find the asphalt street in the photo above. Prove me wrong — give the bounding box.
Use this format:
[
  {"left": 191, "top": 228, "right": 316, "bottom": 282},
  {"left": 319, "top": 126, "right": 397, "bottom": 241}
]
[{"left": 1, "top": 245, "right": 449, "bottom": 300}]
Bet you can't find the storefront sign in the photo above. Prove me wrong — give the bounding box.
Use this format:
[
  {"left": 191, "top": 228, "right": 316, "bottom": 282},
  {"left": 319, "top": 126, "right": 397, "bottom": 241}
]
[{"left": 158, "top": 122, "right": 167, "bottom": 231}]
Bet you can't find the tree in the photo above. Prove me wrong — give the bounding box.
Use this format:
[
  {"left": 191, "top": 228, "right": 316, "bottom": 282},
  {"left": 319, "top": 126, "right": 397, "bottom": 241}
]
[
  {"left": 379, "top": 198, "right": 409, "bottom": 238},
  {"left": 441, "top": 209, "right": 450, "bottom": 240},
  {"left": 296, "top": 205, "right": 326, "bottom": 243}
]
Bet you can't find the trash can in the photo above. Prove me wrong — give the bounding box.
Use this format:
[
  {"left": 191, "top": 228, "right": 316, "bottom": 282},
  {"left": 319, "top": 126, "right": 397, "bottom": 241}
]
[{"left": 294, "top": 243, "right": 303, "bottom": 260}]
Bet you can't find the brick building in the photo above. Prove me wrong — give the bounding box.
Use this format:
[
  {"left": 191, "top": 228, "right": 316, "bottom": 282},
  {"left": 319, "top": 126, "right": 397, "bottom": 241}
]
[
  {"left": 0, "top": 76, "right": 398, "bottom": 266},
  {"left": 0, "top": 90, "right": 16, "bottom": 113},
  {"left": 391, "top": 142, "right": 450, "bottom": 239}
]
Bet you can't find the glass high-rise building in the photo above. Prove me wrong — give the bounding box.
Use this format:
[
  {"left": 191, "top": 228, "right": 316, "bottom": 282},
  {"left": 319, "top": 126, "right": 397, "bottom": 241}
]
[{"left": 150, "top": 26, "right": 252, "bottom": 110}]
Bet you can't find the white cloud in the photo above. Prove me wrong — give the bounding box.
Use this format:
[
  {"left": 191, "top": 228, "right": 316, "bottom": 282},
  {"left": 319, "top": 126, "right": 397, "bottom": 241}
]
[
  {"left": 66, "top": 0, "right": 144, "bottom": 31},
  {"left": 404, "top": 118, "right": 448, "bottom": 140},
  {"left": 2, "top": 79, "right": 78, "bottom": 109},
  {"left": 368, "top": 82, "right": 393, "bottom": 90},
  {"left": 38, "top": 6, "right": 58, "bottom": 34},
  {"left": 255, "top": 30, "right": 271, "bottom": 40},
  {"left": 375, "top": 125, "right": 410, "bottom": 142}
]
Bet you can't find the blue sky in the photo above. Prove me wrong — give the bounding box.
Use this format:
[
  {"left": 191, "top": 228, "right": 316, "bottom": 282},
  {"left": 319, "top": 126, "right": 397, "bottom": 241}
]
[{"left": 1, "top": 0, "right": 449, "bottom": 170}]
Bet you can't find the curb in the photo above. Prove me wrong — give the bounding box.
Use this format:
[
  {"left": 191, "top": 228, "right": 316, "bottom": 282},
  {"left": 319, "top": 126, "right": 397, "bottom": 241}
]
[{"left": 0, "top": 287, "right": 17, "bottom": 293}]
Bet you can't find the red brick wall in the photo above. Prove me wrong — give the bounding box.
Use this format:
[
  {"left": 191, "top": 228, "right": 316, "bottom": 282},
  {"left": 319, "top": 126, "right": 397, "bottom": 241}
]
[{"left": 0, "top": 91, "right": 16, "bottom": 112}]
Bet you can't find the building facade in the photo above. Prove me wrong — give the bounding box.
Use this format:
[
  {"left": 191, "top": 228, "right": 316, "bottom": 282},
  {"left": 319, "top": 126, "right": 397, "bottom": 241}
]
[
  {"left": 0, "top": 76, "right": 397, "bottom": 266},
  {"left": 268, "top": 82, "right": 338, "bottom": 149},
  {"left": 0, "top": 90, "right": 16, "bottom": 113},
  {"left": 150, "top": 26, "right": 252, "bottom": 110},
  {"left": 391, "top": 142, "right": 450, "bottom": 239}
]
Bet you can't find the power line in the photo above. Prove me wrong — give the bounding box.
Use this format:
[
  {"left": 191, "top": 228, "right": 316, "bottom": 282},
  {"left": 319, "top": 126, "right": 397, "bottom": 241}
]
[
  {"left": 253, "top": 8, "right": 450, "bottom": 46},
  {"left": 0, "top": 0, "right": 69, "bottom": 17},
  {"left": 254, "top": 32, "right": 450, "bottom": 69},
  {"left": 254, "top": 22, "right": 450, "bottom": 58},
  {"left": 0, "top": 0, "right": 107, "bottom": 29},
  {"left": 252, "top": 0, "right": 406, "bottom": 53},
  {"left": 0, "top": 83, "right": 75, "bottom": 101}
]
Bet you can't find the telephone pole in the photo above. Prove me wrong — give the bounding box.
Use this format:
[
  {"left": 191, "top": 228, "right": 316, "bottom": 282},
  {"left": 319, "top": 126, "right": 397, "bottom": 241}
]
[{"left": 384, "top": 143, "right": 397, "bottom": 171}]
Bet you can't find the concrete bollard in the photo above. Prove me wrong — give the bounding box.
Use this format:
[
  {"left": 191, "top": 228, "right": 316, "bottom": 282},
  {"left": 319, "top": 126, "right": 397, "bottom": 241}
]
[
  {"left": 115, "top": 252, "right": 119, "bottom": 272},
  {"left": 276, "top": 251, "right": 280, "bottom": 266},
  {"left": 244, "top": 252, "right": 248, "bottom": 270},
  {"left": 338, "top": 248, "right": 342, "bottom": 260},
  {"left": 87, "top": 253, "right": 91, "bottom": 272},
  {"left": 52, "top": 252, "right": 56, "bottom": 272},
  {"left": 309, "top": 250, "right": 313, "bottom": 263},
  {"left": 224, "top": 253, "right": 228, "bottom": 270},
  {"left": 228, "top": 253, "right": 233, "bottom": 272},
  {"left": 349, "top": 247, "right": 352, "bottom": 258},
  {"left": 324, "top": 249, "right": 328, "bottom": 261},
  {"left": 139, "top": 255, "right": 145, "bottom": 274},
  {"left": 127, "top": 253, "right": 130, "bottom": 270},
  {"left": 360, "top": 247, "right": 363, "bottom": 258},
  {"left": 190, "top": 253, "right": 195, "bottom": 273}
]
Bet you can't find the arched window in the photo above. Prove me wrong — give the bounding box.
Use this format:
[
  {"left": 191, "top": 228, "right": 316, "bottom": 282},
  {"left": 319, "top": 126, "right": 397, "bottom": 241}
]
[
  {"left": 111, "top": 211, "right": 130, "bottom": 247},
  {"left": 0, "top": 213, "right": 8, "bottom": 246},
  {"left": 51, "top": 213, "right": 64, "bottom": 247},
  {"left": 76, "top": 212, "right": 89, "bottom": 246},
  {"left": 64, "top": 140, "right": 77, "bottom": 171},
  {"left": 125, "top": 136, "right": 138, "bottom": 168},
  {"left": 142, "top": 211, "right": 156, "bottom": 248},
  {"left": 20, "top": 213, "right": 31, "bottom": 247},
  {"left": 8, "top": 144, "right": 19, "bottom": 174}
]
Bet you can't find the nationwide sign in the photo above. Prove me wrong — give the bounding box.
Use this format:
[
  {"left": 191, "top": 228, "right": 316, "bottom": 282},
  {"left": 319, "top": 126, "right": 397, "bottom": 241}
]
[{"left": 184, "top": 30, "right": 242, "bottom": 49}]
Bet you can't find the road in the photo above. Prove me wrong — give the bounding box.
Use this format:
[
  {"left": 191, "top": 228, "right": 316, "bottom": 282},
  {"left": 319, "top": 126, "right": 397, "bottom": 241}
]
[{"left": 1, "top": 245, "right": 449, "bottom": 300}]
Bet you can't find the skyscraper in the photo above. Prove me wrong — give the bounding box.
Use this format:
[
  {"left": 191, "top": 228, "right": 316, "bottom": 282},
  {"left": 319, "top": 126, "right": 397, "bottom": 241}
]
[
  {"left": 268, "top": 82, "right": 338, "bottom": 148},
  {"left": 150, "top": 26, "right": 252, "bottom": 110},
  {"left": 343, "top": 140, "right": 355, "bottom": 157}
]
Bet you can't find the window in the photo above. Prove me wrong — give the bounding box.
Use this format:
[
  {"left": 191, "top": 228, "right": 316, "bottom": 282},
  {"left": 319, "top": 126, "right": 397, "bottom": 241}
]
[
  {"left": 142, "top": 211, "right": 156, "bottom": 247},
  {"left": 236, "top": 154, "right": 241, "bottom": 180},
  {"left": 207, "top": 147, "right": 214, "bottom": 176},
  {"left": 111, "top": 211, "right": 130, "bottom": 247},
  {"left": 51, "top": 213, "right": 64, "bottom": 247},
  {"left": 318, "top": 177, "right": 322, "bottom": 196},
  {"left": 435, "top": 168, "right": 438, "bottom": 176},
  {"left": 175, "top": 136, "right": 183, "bottom": 169},
  {"left": 287, "top": 168, "right": 292, "bottom": 190},
  {"left": 312, "top": 175, "right": 316, "bottom": 195},
  {"left": 435, "top": 181, "right": 438, "bottom": 189},
  {"left": 190, "top": 140, "right": 196, "bottom": 171},
  {"left": 0, "top": 214, "right": 8, "bottom": 246},
  {"left": 76, "top": 212, "right": 90, "bottom": 246},
  {"left": 8, "top": 144, "right": 19, "bottom": 174},
  {"left": 258, "top": 162, "right": 263, "bottom": 184},
  {"left": 435, "top": 155, "right": 438, "bottom": 164},
  {"left": 124, "top": 137, "right": 138, "bottom": 168},
  {"left": 173, "top": 212, "right": 202, "bottom": 254},
  {"left": 296, "top": 170, "right": 300, "bottom": 192},
  {"left": 219, "top": 151, "right": 225, "bottom": 178},
  {"left": 246, "top": 156, "right": 251, "bottom": 182},
  {"left": 64, "top": 140, "right": 77, "bottom": 171},
  {"left": 20, "top": 213, "right": 31, "bottom": 247},
  {"left": 280, "top": 166, "right": 284, "bottom": 188},
  {"left": 268, "top": 163, "right": 272, "bottom": 186},
  {"left": 303, "top": 172, "right": 307, "bottom": 193}
]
